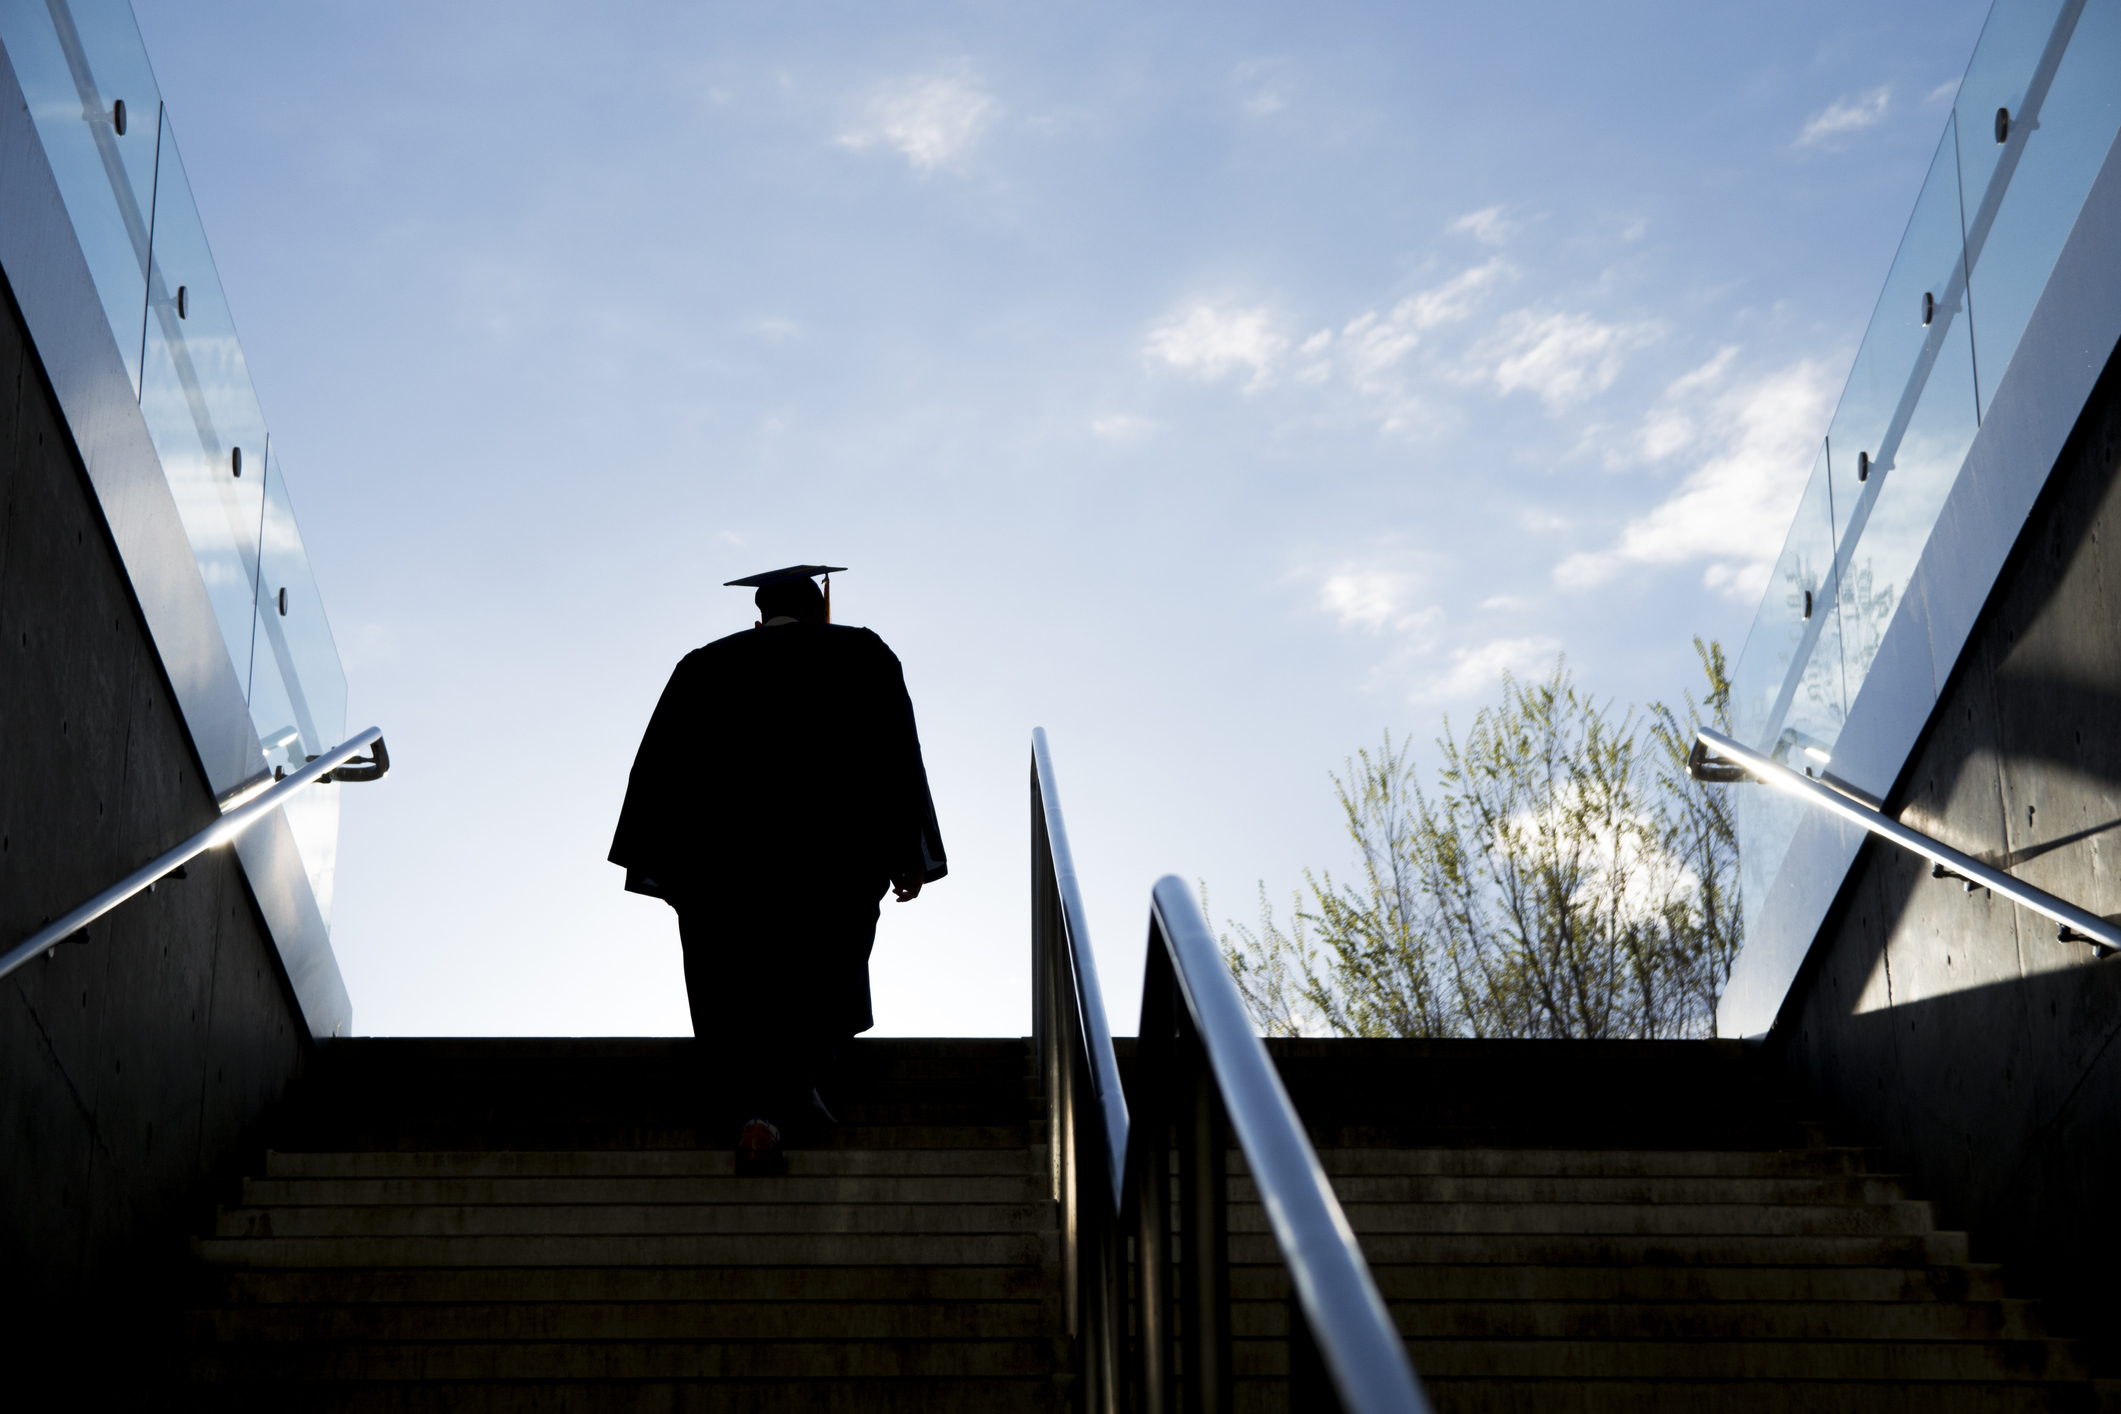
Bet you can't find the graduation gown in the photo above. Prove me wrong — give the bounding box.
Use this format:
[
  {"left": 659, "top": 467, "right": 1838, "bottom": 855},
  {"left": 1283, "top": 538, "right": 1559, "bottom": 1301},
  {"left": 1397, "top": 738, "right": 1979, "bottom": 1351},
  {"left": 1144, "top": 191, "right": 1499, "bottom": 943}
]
[{"left": 608, "top": 622, "right": 946, "bottom": 1032}]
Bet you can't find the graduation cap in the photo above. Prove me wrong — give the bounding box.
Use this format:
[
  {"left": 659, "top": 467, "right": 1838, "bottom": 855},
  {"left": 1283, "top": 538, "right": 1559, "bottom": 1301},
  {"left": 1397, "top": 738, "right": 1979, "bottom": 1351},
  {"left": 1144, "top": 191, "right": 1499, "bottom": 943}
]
[
  {"left": 723, "top": 564, "right": 846, "bottom": 588},
  {"left": 725, "top": 564, "right": 847, "bottom": 622}
]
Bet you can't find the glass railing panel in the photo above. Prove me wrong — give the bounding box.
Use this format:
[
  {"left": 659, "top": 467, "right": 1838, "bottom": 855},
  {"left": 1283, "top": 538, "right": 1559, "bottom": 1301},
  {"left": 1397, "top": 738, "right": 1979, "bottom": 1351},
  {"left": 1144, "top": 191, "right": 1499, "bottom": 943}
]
[
  {"left": 1729, "top": 450, "right": 1844, "bottom": 941},
  {"left": 1959, "top": 0, "right": 2121, "bottom": 416},
  {"left": 1691, "top": 0, "right": 2120, "bottom": 966},
  {"left": 136, "top": 117, "right": 271, "bottom": 686},
  {"left": 1954, "top": 0, "right": 2075, "bottom": 223},
  {"left": 0, "top": 0, "right": 162, "bottom": 390},
  {"left": 249, "top": 445, "right": 348, "bottom": 924},
  {"left": 1828, "top": 118, "right": 1982, "bottom": 699},
  {"left": 4, "top": 1, "right": 351, "bottom": 932}
]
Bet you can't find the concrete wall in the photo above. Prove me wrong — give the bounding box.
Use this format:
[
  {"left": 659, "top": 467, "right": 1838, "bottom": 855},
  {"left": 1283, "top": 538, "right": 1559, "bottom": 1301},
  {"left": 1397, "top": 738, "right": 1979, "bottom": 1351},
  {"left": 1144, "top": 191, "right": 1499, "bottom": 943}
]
[
  {"left": 1780, "top": 332, "right": 2121, "bottom": 1369},
  {"left": 0, "top": 270, "right": 309, "bottom": 1365}
]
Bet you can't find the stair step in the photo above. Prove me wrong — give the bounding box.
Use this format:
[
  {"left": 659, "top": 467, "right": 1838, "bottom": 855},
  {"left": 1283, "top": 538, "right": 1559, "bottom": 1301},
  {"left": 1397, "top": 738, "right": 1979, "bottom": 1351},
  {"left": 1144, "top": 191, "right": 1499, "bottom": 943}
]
[
  {"left": 1244, "top": 1174, "right": 1913, "bottom": 1205},
  {"left": 213, "top": 1201, "right": 1052, "bottom": 1239},
  {"left": 187, "top": 1379, "right": 1063, "bottom": 1413},
  {"left": 200, "top": 1265, "right": 1056, "bottom": 1306},
  {"left": 1288, "top": 1381, "right": 2107, "bottom": 1414},
  {"left": 262, "top": 1149, "right": 1039, "bottom": 1179},
  {"left": 1245, "top": 1337, "right": 2089, "bottom": 1383},
  {"left": 1241, "top": 1199, "right": 1942, "bottom": 1238},
  {"left": 1230, "top": 1262, "right": 2010, "bottom": 1303},
  {"left": 1288, "top": 1147, "right": 1882, "bottom": 1177},
  {"left": 283, "top": 1125, "right": 1032, "bottom": 1151},
  {"left": 1231, "top": 1299, "right": 2048, "bottom": 1341},
  {"left": 240, "top": 1175, "right": 1045, "bottom": 1206},
  {"left": 191, "top": 1299, "right": 1053, "bottom": 1342},
  {"left": 193, "top": 1231, "right": 1054, "bottom": 1269},
  {"left": 1230, "top": 1232, "right": 1971, "bottom": 1266},
  {"left": 188, "top": 1337, "right": 1059, "bottom": 1381}
]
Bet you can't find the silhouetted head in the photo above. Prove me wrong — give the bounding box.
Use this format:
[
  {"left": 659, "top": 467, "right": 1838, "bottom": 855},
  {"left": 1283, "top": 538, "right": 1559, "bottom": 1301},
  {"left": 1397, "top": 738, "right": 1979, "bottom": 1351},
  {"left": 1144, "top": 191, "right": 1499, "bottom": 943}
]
[
  {"left": 755, "top": 575, "right": 825, "bottom": 623},
  {"left": 725, "top": 563, "right": 844, "bottom": 625}
]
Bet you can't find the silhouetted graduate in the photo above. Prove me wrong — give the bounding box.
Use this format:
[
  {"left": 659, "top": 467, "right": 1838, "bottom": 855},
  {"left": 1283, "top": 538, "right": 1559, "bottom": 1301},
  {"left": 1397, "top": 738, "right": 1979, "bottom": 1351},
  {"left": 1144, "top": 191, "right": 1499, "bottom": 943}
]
[{"left": 609, "top": 566, "right": 945, "bottom": 1170}]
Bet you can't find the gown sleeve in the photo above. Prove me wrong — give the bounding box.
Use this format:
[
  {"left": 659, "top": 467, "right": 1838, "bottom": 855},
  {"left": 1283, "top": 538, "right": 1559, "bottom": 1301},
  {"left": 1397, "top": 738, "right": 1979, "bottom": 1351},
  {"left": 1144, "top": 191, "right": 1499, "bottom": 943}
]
[
  {"left": 609, "top": 652, "right": 702, "bottom": 899},
  {"left": 871, "top": 634, "right": 947, "bottom": 884}
]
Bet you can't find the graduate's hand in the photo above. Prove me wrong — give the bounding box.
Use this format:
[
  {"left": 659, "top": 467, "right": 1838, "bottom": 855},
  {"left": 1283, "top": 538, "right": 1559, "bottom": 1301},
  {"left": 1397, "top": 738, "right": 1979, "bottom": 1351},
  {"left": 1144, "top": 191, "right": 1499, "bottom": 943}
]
[{"left": 891, "top": 874, "right": 923, "bottom": 903}]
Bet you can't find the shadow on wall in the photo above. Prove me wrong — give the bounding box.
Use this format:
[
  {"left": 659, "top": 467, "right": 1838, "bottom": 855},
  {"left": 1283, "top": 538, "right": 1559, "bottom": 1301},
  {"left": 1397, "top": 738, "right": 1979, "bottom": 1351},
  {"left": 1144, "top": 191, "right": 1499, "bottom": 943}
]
[
  {"left": 1892, "top": 669, "right": 2121, "bottom": 872},
  {"left": 1786, "top": 911, "right": 2121, "bottom": 1364},
  {"left": 0, "top": 269, "right": 311, "bottom": 1382},
  {"left": 1777, "top": 318, "right": 2121, "bottom": 1368}
]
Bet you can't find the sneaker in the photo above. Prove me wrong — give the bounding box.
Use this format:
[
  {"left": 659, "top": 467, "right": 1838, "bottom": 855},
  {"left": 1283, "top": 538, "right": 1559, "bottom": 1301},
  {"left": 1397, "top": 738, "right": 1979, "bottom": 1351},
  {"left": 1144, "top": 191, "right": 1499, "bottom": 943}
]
[{"left": 735, "top": 1117, "right": 784, "bottom": 1176}]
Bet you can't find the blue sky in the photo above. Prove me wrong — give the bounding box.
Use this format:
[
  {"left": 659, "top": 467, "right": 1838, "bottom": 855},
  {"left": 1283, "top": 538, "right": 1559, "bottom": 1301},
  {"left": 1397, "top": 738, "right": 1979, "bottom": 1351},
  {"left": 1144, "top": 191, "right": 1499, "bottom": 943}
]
[{"left": 128, "top": 0, "right": 1992, "bottom": 1037}]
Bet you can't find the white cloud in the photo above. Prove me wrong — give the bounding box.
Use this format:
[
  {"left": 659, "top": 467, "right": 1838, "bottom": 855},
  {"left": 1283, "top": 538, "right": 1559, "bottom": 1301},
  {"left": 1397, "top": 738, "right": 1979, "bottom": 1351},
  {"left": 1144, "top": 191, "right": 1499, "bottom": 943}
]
[
  {"left": 1403, "top": 258, "right": 1512, "bottom": 333},
  {"left": 1702, "top": 559, "right": 1773, "bottom": 601},
  {"left": 1326, "top": 259, "right": 1513, "bottom": 409},
  {"left": 1133, "top": 256, "right": 1658, "bottom": 437},
  {"left": 1090, "top": 414, "right": 1157, "bottom": 439},
  {"left": 1554, "top": 356, "right": 1838, "bottom": 597},
  {"left": 1451, "top": 206, "right": 1514, "bottom": 245},
  {"left": 1417, "top": 635, "right": 1563, "bottom": 702},
  {"left": 747, "top": 317, "right": 801, "bottom": 341},
  {"left": 1666, "top": 345, "right": 1737, "bottom": 397},
  {"left": 1144, "top": 302, "right": 1288, "bottom": 388},
  {"left": 1596, "top": 346, "right": 1739, "bottom": 466},
  {"left": 1234, "top": 59, "right": 1290, "bottom": 117},
  {"left": 1797, "top": 86, "right": 1891, "bottom": 148},
  {"left": 1483, "top": 310, "right": 1660, "bottom": 411},
  {"left": 1925, "top": 80, "right": 1960, "bottom": 107},
  {"left": 838, "top": 65, "right": 996, "bottom": 173},
  {"left": 335, "top": 621, "right": 398, "bottom": 674},
  {"left": 1319, "top": 568, "right": 1440, "bottom": 635},
  {"left": 1632, "top": 408, "right": 1695, "bottom": 461}
]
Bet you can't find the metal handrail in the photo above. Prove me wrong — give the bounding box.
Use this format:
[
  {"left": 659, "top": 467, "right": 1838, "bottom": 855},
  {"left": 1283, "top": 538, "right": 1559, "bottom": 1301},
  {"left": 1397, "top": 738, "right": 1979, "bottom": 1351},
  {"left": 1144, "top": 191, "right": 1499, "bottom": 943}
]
[
  {"left": 1032, "top": 728, "right": 1129, "bottom": 1194},
  {"left": 1136, "top": 878, "right": 1429, "bottom": 1414},
  {"left": 1696, "top": 726, "right": 2121, "bottom": 954},
  {"left": 0, "top": 726, "right": 389, "bottom": 984},
  {"left": 1031, "top": 728, "right": 1130, "bottom": 1412},
  {"left": 1032, "top": 728, "right": 1426, "bottom": 1413}
]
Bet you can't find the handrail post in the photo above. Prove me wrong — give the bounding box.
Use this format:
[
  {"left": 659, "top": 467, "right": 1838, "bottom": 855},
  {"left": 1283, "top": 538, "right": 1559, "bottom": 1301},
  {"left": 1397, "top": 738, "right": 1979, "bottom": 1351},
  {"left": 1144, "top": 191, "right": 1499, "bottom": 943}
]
[
  {"left": 1133, "top": 941, "right": 1176, "bottom": 1414},
  {"left": 1061, "top": 982, "right": 1083, "bottom": 1347},
  {"left": 1032, "top": 761, "right": 1052, "bottom": 1183},
  {"left": 1093, "top": 1218, "right": 1125, "bottom": 1413},
  {"left": 1033, "top": 771, "right": 1081, "bottom": 1336},
  {"left": 1178, "top": 1011, "right": 1232, "bottom": 1414}
]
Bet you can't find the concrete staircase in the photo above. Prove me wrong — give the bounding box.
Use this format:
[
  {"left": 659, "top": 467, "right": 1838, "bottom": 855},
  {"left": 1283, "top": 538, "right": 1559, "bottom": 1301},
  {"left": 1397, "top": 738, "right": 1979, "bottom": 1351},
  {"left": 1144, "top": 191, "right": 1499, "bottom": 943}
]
[
  {"left": 181, "top": 1037, "right": 2115, "bottom": 1410},
  {"left": 183, "top": 1038, "right": 1064, "bottom": 1411},
  {"left": 1232, "top": 1039, "right": 2116, "bottom": 1412}
]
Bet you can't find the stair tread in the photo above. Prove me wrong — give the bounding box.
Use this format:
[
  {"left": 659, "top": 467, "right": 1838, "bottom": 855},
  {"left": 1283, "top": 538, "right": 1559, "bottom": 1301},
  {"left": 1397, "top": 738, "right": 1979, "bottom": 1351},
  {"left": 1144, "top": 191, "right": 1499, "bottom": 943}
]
[
  {"left": 242, "top": 1176, "right": 1045, "bottom": 1205},
  {"left": 187, "top": 1337, "right": 1059, "bottom": 1380},
  {"left": 213, "top": 1200, "right": 1052, "bottom": 1238},
  {"left": 1235, "top": 1336, "right": 2089, "bottom": 1382},
  {"left": 1232, "top": 1199, "right": 1942, "bottom": 1237},
  {"left": 263, "top": 1148, "right": 1038, "bottom": 1178},
  {"left": 194, "top": 1231, "right": 1055, "bottom": 1269}
]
